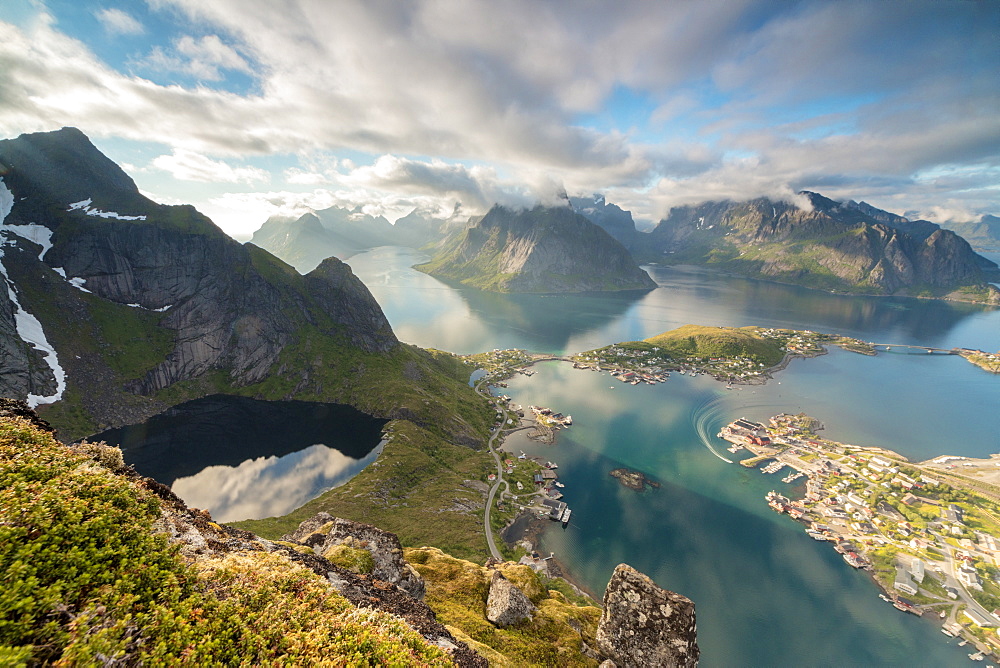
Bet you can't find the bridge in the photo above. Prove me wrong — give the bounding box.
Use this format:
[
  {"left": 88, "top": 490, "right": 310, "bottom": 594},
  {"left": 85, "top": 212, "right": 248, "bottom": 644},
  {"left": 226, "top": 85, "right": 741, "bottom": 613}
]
[{"left": 868, "top": 343, "right": 959, "bottom": 355}]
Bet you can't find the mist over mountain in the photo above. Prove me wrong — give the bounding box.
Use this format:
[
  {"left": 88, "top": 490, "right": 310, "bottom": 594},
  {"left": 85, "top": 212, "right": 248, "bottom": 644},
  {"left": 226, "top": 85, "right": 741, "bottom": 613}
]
[{"left": 251, "top": 205, "right": 450, "bottom": 273}]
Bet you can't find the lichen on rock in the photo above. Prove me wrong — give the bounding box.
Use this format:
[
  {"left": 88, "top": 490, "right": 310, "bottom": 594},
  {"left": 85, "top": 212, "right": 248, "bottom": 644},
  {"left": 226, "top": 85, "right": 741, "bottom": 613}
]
[
  {"left": 485, "top": 570, "right": 536, "bottom": 627},
  {"left": 596, "top": 563, "right": 699, "bottom": 667}
]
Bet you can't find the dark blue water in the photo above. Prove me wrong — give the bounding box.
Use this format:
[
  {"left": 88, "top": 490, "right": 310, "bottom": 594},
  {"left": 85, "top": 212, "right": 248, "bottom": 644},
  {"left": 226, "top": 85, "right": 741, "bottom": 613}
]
[
  {"left": 92, "top": 395, "right": 388, "bottom": 522},
  {"left": 348, "top": 246, "right": 1000, "bottom": 666}
]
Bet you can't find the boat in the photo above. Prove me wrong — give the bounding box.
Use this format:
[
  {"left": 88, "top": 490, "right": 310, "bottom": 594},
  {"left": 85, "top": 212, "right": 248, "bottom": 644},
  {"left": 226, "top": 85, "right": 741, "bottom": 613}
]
[
  {"left": 969, "top": 651, "right": 984, "bottom": 661},
  {"left": 941, "top": 628, "right": 955, "bottom": 637},
  {"left": 554, "top": 482, "right": 565, "bottom": 488},
  {"left": 546, "top": 461, "right": 558, "bottom": 469},
  {"left": 561, "top": 508, "right": 572, "bottom": 524}
]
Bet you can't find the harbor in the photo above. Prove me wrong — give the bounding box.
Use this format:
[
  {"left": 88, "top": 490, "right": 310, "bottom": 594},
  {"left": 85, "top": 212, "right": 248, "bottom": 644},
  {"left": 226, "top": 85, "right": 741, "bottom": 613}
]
[{"left": 720, "top": 413, "right": 1000, "bottom": 661}]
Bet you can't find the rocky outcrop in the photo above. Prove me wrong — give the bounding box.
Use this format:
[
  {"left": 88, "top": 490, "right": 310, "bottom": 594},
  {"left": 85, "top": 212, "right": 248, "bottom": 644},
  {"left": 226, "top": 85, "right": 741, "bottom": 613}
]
[
  {"left": 283, "top": 512, "right": 425, "bottom": 600},
  {"left": 485, "top": 570, "right": 536, "bottom": 626},
  {"left": 609, "top": 468, "right": 661, "bottom": 491},
  {"left": 417, "top": 204, "right": 656, "bottom": 293},
  {"left": 596, "top": 563, "right": 699, "bottom": 668},
  {"left": 644, "top": 192, "right": 1000, "bottom": 303},
  {"left": 127, "top": 467, "right": 483, "bottom": 666}
]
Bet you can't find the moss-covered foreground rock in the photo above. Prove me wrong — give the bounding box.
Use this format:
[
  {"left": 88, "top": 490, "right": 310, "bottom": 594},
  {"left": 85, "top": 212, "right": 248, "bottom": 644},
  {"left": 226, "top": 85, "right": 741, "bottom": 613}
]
[
  {"left": 406, "top": 547, "right": 604, "bottom": 667},
  {"left": 0, "top": 408, "right": 459, "bottom": 666}
]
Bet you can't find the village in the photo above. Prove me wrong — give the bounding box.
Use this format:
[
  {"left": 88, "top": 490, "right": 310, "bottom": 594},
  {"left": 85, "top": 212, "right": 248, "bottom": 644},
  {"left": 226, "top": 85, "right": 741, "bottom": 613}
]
[{"left": 720, "top": 413, "right": 1000, "bottom": 661}]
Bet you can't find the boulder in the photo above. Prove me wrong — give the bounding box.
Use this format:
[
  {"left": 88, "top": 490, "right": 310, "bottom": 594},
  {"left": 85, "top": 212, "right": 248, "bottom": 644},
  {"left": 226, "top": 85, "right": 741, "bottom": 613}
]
[
  {"left": 283, "top": 512, "right": 425, "bottom": 600},
  {"left": 596, "top": 563, "right": 698, "bottom": 667},
  {"left": 485, "top": 570, "right": 536, "bottom": 627}
]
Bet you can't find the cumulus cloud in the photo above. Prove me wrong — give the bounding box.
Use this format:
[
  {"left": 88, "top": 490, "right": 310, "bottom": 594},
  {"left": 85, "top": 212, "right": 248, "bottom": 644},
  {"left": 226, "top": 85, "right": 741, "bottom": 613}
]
[
  {"left": 95, "top": 8, "right": 144, "bottom": 35},
  {"left": 152, "top": 149, "right": 270, "bottom": 184},
  {"left": 1, "top": 0, "right": 998, "bottom": 227},
  {"left": 135, "top": 34, "right": 252, "bottom": 81}
]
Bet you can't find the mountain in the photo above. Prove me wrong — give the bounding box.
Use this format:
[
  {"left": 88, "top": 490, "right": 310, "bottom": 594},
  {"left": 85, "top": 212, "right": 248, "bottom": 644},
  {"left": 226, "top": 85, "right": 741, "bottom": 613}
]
[
  {"left": 415, "top": 204, "right": 656, "bottom": 293},
  {"left": 643, "top": 192, "right": 1000, "bottom": 304},
  {"left": 0, "top": 127, "right": 490, "bottom": 444},
  {"left": 570, "top": 193, "right": 640, "bottom": 250},
  {"left": 939, "top": 214, "right": 1000, "bottom": 251},
  {"left": 251, "top": 205, "right": 450, "bottom": 273},
  {"left": 250, "top": 205, "right": 393, "bottom": 272}
]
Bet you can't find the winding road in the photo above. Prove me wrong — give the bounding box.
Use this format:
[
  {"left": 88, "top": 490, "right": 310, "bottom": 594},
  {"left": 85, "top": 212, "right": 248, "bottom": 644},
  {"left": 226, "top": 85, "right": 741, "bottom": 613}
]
[{"left": 476, "top": 377, "right": 510, "bottom": 560}]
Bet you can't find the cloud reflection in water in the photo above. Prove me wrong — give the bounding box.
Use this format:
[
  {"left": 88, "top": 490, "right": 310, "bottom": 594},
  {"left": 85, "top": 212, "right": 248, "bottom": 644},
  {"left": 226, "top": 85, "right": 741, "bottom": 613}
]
[{"left": 172, "top": 441, "right": 384, "bottom": 523}]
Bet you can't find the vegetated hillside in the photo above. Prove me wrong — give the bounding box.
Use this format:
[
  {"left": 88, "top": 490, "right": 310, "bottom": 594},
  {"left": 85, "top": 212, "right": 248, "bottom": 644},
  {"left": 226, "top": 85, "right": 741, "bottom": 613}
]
[
  {"left": 0, "top": 407, "right": 470, "bottom": 666},
  {"left": 643, "top": 192, "right": 1000, "bottom": 304},
  {"left": 1, "top": 404, "right": 699, "bottom": 667},
  {"left": 416, "top": 204, "right": 656, "bottom": 293},
  {"left": 643, "top": 324, "right": 787, "bottom": 367},
  {"left": 0, "top": 127, "right": 491, "bottom": 449}
]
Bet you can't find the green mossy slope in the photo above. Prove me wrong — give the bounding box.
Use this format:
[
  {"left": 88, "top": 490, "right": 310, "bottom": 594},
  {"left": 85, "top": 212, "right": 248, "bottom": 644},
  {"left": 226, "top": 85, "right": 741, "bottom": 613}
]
[{"left": 0, "top": 414, "right": 452, "bottom": 666}]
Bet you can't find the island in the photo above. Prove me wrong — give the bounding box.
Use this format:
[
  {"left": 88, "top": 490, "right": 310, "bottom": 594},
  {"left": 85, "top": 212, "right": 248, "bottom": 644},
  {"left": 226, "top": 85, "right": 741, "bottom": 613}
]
[
  {"left": 610, "top": 468, "right": 661, "bottom": 491},
  {"left": 719, "top": 413, "right": 1000, "bottom": 658},
  {"left": 572, "top": 325, "right": 874, "bottom": 385}
]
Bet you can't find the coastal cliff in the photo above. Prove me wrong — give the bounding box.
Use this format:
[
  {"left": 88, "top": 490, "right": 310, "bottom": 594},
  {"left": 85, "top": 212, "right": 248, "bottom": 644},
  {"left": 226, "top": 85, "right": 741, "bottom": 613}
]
[
  {"left": 644, "top": 192, "right": 1000, "bottom": 303},
  {"left": 416, "top": 204, "right": 656, "bottom": 293}
]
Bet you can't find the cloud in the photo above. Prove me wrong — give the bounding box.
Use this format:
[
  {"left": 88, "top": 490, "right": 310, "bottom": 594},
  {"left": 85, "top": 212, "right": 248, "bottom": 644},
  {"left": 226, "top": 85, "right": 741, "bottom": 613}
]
[
  {"left": 152, "top": 149, "right": 270, "bottom": 184},
  {"left": 94, "top": 8, "right": 144, "bottom": 35},
  {"left": 135, "top": 34, "right": 252, "bottom": 81},
  {"left": 0, "top": 1, "right": 998, "bottom": 229}
]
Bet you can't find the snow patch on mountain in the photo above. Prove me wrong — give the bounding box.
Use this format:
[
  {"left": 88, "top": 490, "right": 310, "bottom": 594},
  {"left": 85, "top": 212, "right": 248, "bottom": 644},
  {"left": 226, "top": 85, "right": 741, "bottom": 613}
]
[
  {"left": 0, "top": 178, "right": 66, "bottom": 406},
  {"left": 68, "top": 198, "right": 146, "bottom": 220}
]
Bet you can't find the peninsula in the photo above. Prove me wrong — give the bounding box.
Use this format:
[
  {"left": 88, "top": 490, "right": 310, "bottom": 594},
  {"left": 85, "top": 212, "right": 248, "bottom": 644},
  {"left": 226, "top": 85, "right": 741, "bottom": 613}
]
[{"left": 720, "top": 413, "right": 1000, "bottom": 659}]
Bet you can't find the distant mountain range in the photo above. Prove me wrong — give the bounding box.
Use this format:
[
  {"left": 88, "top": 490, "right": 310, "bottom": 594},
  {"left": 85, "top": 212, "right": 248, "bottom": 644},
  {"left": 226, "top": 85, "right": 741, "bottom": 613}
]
[
  {"left": 251, "top": 206, "right": 455, "bottom": 273},
  {"left": 939, "top": 215, "right": 1000, "bottom": 251},
  {"left": 415, "top": 204, "right": 656, "bottom": 293},
  {"left": 640, "top": 192, "right": 999, "bottom": 303},
  {"left": 0, "top": 127, "right": 489, "bottom": 443}
]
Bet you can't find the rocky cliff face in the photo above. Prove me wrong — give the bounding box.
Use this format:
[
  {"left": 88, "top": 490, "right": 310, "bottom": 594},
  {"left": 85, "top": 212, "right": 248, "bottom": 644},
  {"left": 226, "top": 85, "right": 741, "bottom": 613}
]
[
  {"left": 596, "top": 563, "right": 699, "bottom": 667},
  {"left": 416, "top": 204, "right": 656, "bottom": 293},
  {"left": 645, "top": 192, "right": 999, "bottom": 303},
  {"left": 0, "top": 127, "right": 408, "bottom": 432},
  {"left": 570, "top": 194, "right": 640, "bottom": 250}
]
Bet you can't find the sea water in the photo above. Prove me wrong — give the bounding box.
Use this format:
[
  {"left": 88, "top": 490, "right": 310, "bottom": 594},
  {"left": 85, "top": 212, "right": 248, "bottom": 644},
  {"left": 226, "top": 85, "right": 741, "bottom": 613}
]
[{"left": 349, "top": 246, "right": 1000, "bottom": 666}]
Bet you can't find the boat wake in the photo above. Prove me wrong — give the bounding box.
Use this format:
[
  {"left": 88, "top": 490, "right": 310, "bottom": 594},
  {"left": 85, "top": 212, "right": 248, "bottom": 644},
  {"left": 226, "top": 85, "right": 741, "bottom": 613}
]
[{"left": 692, "top": 395, "right": 733, "bottom": 463}]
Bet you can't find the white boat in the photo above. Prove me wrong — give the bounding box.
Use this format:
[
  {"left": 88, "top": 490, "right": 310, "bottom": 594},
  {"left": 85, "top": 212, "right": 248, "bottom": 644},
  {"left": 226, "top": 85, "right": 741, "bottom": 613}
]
[{"left": 554, "top": 482, "right": 565, "bottom": 488}]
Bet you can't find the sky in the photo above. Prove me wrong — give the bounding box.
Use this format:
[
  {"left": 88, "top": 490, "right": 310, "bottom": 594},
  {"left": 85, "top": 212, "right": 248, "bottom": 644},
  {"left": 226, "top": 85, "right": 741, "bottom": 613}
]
[{"left": 0, "top": 0, "right": 997, "bottom": 240}]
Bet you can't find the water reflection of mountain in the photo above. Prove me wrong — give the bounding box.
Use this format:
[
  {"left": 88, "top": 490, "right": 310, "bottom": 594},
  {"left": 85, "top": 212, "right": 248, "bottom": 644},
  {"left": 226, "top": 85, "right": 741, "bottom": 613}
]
[
  {"left": 442, "top": 277, "right": 650, "bottom": 352},
  {"left": 91, "top": 395, "right": 388, "bottom": 486},
  {"left": 644, "top": 264, "right": 993, "bottom": 346}
]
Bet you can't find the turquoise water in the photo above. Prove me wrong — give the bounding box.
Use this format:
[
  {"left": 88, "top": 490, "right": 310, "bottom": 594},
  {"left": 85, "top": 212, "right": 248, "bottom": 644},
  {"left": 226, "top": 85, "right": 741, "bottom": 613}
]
[{"left": 349, "top": 246, "right": 1000, "bottom": 666}]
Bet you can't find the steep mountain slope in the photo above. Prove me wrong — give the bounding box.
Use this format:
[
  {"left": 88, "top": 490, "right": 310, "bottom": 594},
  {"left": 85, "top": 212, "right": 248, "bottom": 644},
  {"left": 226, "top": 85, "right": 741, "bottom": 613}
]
[
  {"left": 940, "top": 214, "right": 1000, "bottom": 251},
  {"left": 644, "top": 192, "right": 999, "bottom": 303},
  {"left": 416, "top": 204, "right": 656, "bottom": 293},
  {"left": 1, "top": 406, "right": 699, "bottom": 667},
  {"left": 0, "top": 128, "right": 490, "bottom": 443},
  {"left": 570, "top": 193, "right": 639, "bottom": 250}
]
